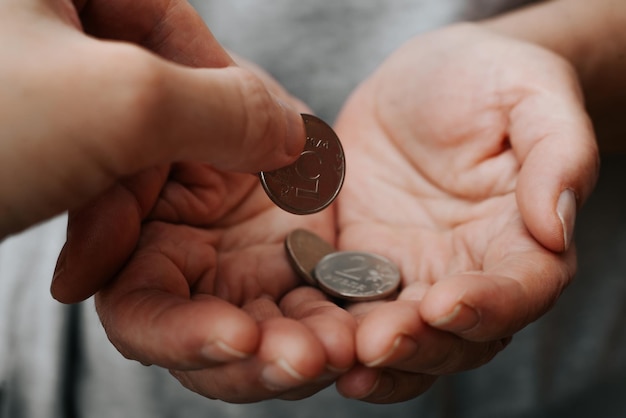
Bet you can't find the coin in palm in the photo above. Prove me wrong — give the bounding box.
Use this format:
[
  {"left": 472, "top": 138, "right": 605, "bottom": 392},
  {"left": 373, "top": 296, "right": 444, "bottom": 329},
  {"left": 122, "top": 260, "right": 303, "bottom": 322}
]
[
  {"left": 314, "top": 251, "right": 401, "bottom": 301},
  {"left": 284, "top": 229, "right": 335, "bottom": 286}
]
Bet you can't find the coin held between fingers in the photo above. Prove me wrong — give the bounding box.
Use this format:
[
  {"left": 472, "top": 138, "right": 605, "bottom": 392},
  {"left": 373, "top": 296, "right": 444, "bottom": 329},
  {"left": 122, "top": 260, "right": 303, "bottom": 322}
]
[{"left": 260, "top": 114, "right": 345, "bottom": 215}]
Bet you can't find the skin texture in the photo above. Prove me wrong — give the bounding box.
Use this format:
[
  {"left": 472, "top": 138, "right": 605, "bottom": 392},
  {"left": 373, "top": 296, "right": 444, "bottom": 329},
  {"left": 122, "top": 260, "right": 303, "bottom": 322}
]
[
  {"left": 0, "top": 0, "right": 305, "bottom": 240},
  {"left": 18, "top": 0, "right": 354, "bottom": 403},
  {"left": 31, "top": 0, "right": 605, "bottom": 406},
  {"left": 332, "top": 24, "right": 598, "bottom": 403},
  {"left": 63, "top": 23, "right": 598, "bottom": 403}
]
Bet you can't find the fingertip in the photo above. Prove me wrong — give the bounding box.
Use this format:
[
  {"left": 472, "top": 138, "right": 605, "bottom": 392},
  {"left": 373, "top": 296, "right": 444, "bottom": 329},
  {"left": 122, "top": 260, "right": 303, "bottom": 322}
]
[
  {"left": 97, "top": 293, "right": 261, "bottom": 370},
  {"left": 515, "top": 157, "right": 566, "bottom": 253},
  {"left": 277, "top": 100, "right": 307, "bottom": 159},
  {"left": 516, "top": 173, "right": 578, "bottom": 253},
  {"left": 515, "top": 119, "right": 598, "bottom": 253},
  {"left": 337, "top": 366, "right": 436, "bottom": 404},
  {"left": 336, "top": 365, "right": 381, "bottom": 400},
  {"left": 219, "top": 67, "right": 306, "bottom": 172},
  {"left": 419, "top": 275, "right": 509, "bottom": 342},
  {"left": 418, "top": 282, "right": 465, "bottom": 332},
  {"left": 355, "top": 301, "right": 422, "bottom": 366},
  {"left": 257, "top": 317, "right": 327, "bottom": 390},
  {"left": 424, "top": 301, "right": 481, "bottom": 335},
  {"left": 280, "top": 287, "right": 357, "bottom": 371},
  {"left": 181, "top": 299, "right": 262, "bottom": 366},
  {"left": 306, "top": 310, "right": 357, "bottom": 371},
  {"left": 420, "top": 274, "right": 538, "bottom": 341}
]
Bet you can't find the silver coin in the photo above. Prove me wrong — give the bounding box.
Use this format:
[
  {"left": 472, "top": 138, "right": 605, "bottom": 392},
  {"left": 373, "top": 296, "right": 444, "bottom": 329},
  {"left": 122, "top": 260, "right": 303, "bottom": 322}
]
[
  {"left": 314, "top": 251, "right": 401, "bottom": 301},
  {"left": 259, "top": 114, "right": 345, "bottom": 215},
  {"left": 284, "top": 229, "right": 336, "bottom": 286}
]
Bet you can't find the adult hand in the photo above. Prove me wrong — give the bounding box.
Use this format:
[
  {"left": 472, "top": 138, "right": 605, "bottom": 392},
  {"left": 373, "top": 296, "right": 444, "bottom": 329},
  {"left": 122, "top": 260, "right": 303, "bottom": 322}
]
[
  {"left": 49, "top": 1, "right": 355, "bottom": 402},
  {"left": 0, "top": 0, "right": 304, "bottom": 239},
  {"left": 331, "top": 23, "right": 599, "bottom": 403},
  {"left": 92, "top": 184, "right": 355, "bottom": 402}
]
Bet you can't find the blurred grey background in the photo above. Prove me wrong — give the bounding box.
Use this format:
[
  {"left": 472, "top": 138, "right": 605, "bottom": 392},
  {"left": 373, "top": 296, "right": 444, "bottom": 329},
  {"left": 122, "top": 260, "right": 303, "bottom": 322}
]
[{"left": 1, "top": 1, "right": 625, "bottom": 417}]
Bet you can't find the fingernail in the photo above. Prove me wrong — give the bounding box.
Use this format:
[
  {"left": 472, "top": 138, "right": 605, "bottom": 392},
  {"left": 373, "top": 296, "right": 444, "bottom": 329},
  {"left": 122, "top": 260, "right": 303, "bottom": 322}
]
[
  {"left": 277, "top": 99, "right": 305, "bottom": 157},
  {"left": 429, "top": 303, "right": 480, "bottom": 333},
  {"left": 364, "top": 335, "right": 418, "bottom": 368},
  {"left": 357, "top": 372, "right": 395, "bottom": 401},
  {"left": 557, "top": 189, "right": 577, "bottom": 251},
  {"left": 261, "top": 358, "right": 306, "bottom": 391},
  {"left": 201, "top": 340, "right": 250, "bottom": 363}
]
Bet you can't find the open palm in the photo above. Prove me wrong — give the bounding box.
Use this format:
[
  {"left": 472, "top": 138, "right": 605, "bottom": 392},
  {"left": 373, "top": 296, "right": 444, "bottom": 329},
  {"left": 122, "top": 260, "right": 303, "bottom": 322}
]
[{"left": 332, "top": 24, "right": 598, "bottom": 403}]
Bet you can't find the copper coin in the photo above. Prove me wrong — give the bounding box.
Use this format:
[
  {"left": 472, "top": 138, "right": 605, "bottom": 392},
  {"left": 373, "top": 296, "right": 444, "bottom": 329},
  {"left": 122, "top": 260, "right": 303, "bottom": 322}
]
[
  {"left": 314, "top": 252, "right": 401, "bottom": 301},
  {"left": 260, "top": 114, "right": 345, "bottom": 215},
  {"left": 284, "top": 229, "right": 336, "bottom": 286}
]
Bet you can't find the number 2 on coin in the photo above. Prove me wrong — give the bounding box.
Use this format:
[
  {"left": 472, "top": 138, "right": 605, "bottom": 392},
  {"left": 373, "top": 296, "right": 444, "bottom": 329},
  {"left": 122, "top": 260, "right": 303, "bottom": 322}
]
[{"left": 334, "top": 255, "right": 368, "bottom": 281}]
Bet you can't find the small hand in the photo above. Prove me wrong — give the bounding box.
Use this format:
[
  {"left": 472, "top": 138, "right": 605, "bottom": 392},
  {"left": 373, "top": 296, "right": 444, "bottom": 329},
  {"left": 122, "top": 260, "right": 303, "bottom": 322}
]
[{"left": 332, "top": 23, "right": 598, "bottom": 403}]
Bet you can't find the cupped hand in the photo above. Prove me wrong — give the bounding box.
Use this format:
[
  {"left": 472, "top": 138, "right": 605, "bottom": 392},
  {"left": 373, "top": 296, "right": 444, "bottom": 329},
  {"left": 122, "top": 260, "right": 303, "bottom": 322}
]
[
  {"left": 46, "top": 0, "right": 355, "bottom": 402},
  {"left": 92, "top": 170, "right": 354, "bottom": 402},
  {"left": 332, "top": 23, "right": 599, "bottom": 403},
  {"left": 0, "top": 0, "right": 304, "bottom": 239}
]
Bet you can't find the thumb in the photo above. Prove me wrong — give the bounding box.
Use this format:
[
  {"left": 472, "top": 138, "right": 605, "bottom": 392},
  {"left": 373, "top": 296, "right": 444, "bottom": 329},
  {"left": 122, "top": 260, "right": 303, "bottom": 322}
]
[
  {"left": 514, "top": 94, "right": 599, "bottom": 253},
  {"left": 102, "top": 52, "right": 307, "bottom": 174},
  {"left": 0, "top": 42, "right": 305, "bottom": 238}
]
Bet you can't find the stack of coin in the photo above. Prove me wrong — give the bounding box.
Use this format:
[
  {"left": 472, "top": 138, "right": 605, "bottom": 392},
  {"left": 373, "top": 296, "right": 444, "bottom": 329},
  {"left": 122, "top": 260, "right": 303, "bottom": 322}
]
[
  {"left": 261, "top": 115, "right": 399, "bottom": 301},
  {"left": 284, "top": 229, "right": 401, "bottom": 302}
]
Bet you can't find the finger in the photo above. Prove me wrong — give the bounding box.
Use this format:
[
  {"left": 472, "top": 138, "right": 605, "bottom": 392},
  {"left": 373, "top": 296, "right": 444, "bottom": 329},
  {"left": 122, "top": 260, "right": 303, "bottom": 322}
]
[
  {"left": 99, "top": 292, "right": 260, "bottom": 369},
  {"left": 241, "top": 296, "right": 337, "bottom": 401},
  {"left": 51, "top": 166, "right": 168, "bottom": 303},
  {"left": 280, "top": 286, "right": 357, "bottom": 372},
  {"left": 231, "top": 52, "right": 313, "bottom": 114},
  {"left": 354, "top": 300, "right": 507, "bottom": 375},
  {"left": 170, "top": 316, "right": 328, "bottom": 403},
  {"left": 78, "top": 0, "right": 307, "bottom": 174},
  {"left": 336, "top": 365, "right": 437, "bottom": 404},
  {"left": 93, "top": 224, "right": 261, "bottom": 368},
  {"left": 511, "top": 73, "right": 599, "bottom": 252},
  {"left": 78, "top": 1, "right": 306, "bottom": 173},
  {"left": 419, "top": 246, "right": 575, "bottom": 341},
  {"left": 78, "top": 0, "right": 233, "bottom": 67},
  {"left": 3, "top": 40, "right": 305, "bottom": 239},
  {"left": 82, "top": 45, "right": 306, "bottom": 174}
]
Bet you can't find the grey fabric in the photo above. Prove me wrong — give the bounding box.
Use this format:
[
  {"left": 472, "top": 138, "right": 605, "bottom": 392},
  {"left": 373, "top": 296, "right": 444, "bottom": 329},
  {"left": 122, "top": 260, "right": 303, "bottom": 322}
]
[{"left": 1, "top": 1, "right": 625, "bottom": 417}]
